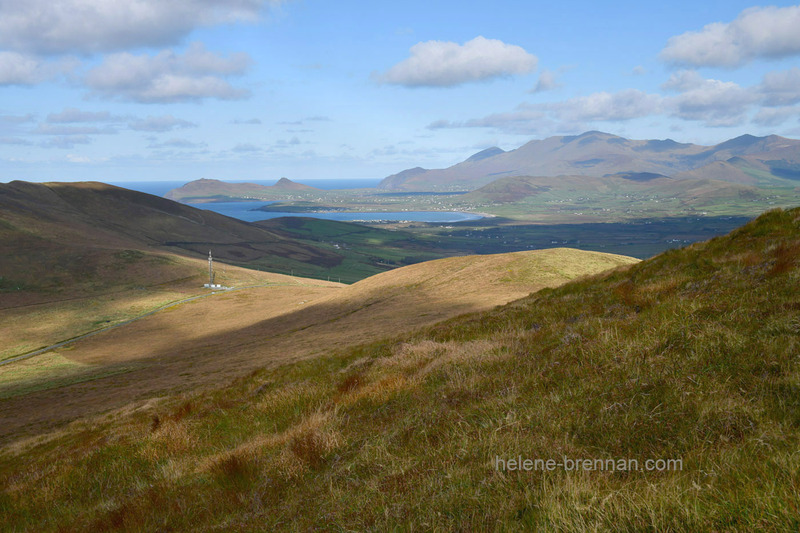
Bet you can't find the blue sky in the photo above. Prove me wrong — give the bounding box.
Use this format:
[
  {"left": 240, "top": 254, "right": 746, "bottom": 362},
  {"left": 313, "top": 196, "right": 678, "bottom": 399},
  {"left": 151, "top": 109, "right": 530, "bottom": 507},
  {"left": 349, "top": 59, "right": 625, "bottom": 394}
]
[{"left": 1, "top": 0, "right": 800, "bottom": 182}]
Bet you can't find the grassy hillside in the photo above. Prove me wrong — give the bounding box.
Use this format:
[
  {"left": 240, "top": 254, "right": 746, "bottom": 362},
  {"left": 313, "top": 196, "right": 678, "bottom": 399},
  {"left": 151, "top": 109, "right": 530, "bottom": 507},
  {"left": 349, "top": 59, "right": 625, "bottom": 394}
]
[
  {"left": 1, "top": 209, "right": 798, "bottom": 530},
  {"left": 0, "top": 181, "right": 346, "bottom": 292},
  {"left": 0, "top": 246, "right": 631, "bottom": 444}
]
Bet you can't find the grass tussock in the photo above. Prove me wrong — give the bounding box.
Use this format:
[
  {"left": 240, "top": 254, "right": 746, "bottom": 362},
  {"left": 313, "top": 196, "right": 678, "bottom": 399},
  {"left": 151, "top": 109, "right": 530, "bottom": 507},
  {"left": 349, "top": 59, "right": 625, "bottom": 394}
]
[{"left": 2, "top": 208, "right": 800, "bottom": 531}]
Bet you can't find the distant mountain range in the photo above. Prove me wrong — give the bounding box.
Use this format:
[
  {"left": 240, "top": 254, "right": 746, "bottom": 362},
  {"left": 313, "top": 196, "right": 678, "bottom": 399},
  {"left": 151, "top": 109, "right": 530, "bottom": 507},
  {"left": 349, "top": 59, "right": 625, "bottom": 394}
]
[{"left": 380, "top": 131, "right": 800, "bottom": 191}]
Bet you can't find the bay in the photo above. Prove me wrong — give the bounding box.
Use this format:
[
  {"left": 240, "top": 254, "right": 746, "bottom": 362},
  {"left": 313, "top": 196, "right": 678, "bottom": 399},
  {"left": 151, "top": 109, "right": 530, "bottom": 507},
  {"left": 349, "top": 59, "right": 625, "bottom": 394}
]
[
  {"left": 194, "top": 202, "right": 482, "bottom": 223},
  {"left": 107, "top": 179, "right": 482, "bottom": 223}
]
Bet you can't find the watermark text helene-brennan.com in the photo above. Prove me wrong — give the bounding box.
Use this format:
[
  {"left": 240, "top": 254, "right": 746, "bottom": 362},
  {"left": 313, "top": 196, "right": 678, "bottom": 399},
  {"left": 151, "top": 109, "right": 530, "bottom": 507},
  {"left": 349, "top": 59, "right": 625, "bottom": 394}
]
[{"left": 494, "top": 455, "right": 683, "bottom": 473}]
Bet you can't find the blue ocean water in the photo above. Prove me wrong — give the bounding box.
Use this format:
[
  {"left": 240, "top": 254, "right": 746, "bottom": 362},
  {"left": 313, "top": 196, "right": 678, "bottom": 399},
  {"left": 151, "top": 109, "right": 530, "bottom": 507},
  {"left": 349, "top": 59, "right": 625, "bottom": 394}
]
[
  {"left": 197, "top": 202, "right": 482, "bottom": 223},
  {"left": 107, "top": 179, "right": 482, "bottom": 223}
]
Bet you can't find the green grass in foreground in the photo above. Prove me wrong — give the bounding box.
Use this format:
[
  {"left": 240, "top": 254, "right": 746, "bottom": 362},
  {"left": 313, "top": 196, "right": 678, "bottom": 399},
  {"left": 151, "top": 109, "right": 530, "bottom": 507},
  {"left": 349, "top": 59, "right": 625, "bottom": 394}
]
[{"left": 2, "top": 209, "right": 800, "bottom": 531}]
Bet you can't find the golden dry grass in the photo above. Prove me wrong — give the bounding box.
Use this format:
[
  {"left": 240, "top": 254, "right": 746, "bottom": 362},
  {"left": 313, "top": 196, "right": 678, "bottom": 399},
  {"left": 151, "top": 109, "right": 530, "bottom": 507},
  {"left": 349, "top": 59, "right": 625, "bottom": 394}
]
[{"left": 0, "top": 248, "right": 636, "bottom": 445}]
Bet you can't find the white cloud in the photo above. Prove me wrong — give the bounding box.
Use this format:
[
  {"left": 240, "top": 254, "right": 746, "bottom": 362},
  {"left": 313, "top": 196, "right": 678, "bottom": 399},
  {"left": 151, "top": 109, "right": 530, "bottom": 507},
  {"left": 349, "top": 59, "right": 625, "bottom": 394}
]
[
  {"left": 661, "top": 5, "right": 800, "bottom": 67},
  {"left": 666, "top": 78, "right": 756, "bottom": 127},
  {"left": 753, "top": 106, "right": 800, "bottom": 127},
  {"left": 0, "top": 52, "right": 75, "bottom": 85},
  {"left": 129, "top": 115, "right": 197, "bottom": 132},
  {"left": 85, "top": 43, "right": 251, "bottom": 103},
  {"left": 0, "top": 0, "right": 284, "bottom": 55},
  {"left": 759, "top": 67, "right": 800, "bottom": 107},
  {"left": 661, "top": 70, "right": 706, "bottom": 92},
  {"left": 531, "top": 69, "right": 561, "bottom": 93},
  {"left": 376, "top": 36, "right": 537, "bottom": 87},
  {"left": 547, "top": 89, "right": 662, "bottom": 122}
]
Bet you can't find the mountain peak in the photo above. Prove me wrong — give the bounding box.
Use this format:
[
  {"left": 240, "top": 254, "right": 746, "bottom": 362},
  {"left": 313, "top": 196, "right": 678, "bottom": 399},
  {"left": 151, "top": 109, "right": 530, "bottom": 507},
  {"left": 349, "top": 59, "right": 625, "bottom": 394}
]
[{"left": 272, "top": 177, "right": 318, "bottom": 191}]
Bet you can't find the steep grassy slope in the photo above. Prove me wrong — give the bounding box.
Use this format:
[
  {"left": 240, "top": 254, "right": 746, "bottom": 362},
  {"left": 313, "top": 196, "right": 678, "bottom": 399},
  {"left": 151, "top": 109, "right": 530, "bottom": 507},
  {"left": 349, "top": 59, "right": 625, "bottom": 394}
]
[{"left": 1, "top": 209, "right": 798, "bottom": 530}]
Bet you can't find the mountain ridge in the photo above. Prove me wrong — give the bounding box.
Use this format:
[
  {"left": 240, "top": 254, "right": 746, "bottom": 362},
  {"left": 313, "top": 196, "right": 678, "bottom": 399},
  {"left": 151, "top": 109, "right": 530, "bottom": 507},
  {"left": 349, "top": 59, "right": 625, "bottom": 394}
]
[{"left": 379, "top": 131, "right": 800, "bottom": 191}]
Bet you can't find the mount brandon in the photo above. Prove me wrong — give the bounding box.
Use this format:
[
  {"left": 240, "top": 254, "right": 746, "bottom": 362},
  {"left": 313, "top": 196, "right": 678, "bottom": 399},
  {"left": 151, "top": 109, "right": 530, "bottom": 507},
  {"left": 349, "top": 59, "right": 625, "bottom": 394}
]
[{"left": 379, "top": 131, "right": 800, "bottom": 191}]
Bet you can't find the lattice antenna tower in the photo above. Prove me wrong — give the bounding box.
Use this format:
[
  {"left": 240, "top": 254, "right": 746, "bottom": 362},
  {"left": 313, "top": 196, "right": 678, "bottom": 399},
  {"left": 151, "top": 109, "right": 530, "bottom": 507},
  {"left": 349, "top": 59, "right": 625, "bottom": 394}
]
[{"left": 208, "top": 250, "right": 215, "bottom": 285}]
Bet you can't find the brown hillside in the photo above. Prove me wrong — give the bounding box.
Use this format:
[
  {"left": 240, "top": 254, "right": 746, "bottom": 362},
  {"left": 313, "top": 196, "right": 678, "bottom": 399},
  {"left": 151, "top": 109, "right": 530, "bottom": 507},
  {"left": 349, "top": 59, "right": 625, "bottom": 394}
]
[{"left": 0, "top": 248, "right": 637, "bottom": 444}]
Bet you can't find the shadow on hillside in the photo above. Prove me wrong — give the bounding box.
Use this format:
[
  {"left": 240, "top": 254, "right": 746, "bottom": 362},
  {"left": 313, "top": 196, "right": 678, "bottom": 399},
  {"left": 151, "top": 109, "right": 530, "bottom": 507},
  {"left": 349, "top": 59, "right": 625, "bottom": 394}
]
[{"left": 0, "top": 281, "right": 483, "bottom": 444}]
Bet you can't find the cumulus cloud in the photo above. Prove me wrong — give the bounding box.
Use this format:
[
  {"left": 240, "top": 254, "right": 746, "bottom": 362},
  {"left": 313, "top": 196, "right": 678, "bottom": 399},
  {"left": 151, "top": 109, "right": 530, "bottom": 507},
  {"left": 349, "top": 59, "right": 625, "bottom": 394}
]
[
  {"left": 376, "top": 36, "right": 537, "bottom": 87},
  {"left": 531, "top": 69, "right": 561, "bottom": 93},
  {"left": 759, "top": 67, "right": 800, "bottom": 107},
  {"left": 85, "top": 43, "right": 251, "bottom": 103},
  {"left": 0, "top": 0, "right": 283, "bottom": 55},
  {"left": 547, "top": 89, "right": 662, "bottom": 122},
  {"left": 129, "top": 115, "right": 197, "bottom": 132},
  {"left": 661, "top": 70, "right": 706, "bottom": 92},
  {"left": 753, "top": 106, "right": 800, "bottom": 127},
  {"left": 661, "top": 5, "right": 800, "bottom": 67},
  {"left": 0, "top": 52, "right": 75, "bottom": 85},
  {"left": 666, "top": 78, "right": 756, "bottom": 127}
]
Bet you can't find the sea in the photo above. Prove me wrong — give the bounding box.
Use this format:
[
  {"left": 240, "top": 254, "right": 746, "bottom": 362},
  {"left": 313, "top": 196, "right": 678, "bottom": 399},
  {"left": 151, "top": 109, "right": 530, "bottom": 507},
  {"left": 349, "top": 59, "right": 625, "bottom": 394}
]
[{"left": 108, "top": 179, "right": 483, "bottom": 224}]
